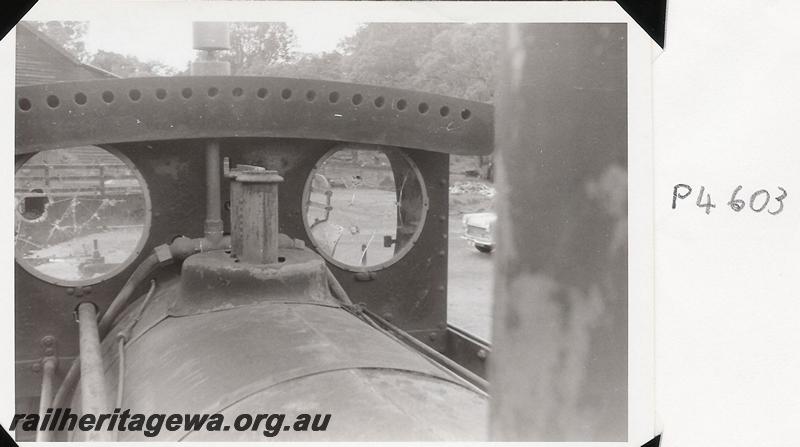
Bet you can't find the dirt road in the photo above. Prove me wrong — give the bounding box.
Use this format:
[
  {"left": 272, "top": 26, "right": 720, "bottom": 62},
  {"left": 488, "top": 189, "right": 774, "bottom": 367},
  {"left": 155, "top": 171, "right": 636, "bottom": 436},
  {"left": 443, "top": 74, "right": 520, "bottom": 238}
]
[{"left": 447, "top": 219, "right": 494, "bottom": 342}]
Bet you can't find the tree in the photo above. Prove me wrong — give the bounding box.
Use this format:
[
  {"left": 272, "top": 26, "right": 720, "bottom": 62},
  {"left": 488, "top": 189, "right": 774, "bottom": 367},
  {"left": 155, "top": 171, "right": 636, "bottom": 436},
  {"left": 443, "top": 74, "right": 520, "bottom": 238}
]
[
  {"left": 29, "top": 21, "right": 176, "bottom": 77},
  {"left": 31, "top": 21, "right": 90, "bottom": 62},
  {"left": 337, "top": 23, "right": 453, "bottom": 88},
  {"left": 89, "top": 50, "right": 177, "bottom": 77},
  {"left": 409, "top": 24, "right": 500, "bottom": 175},
  {"left": 411, "top": 24, "right": 499, "bottom": 102},
  {"left": 219, "top": 23, "right": 297, "bottom": 74},
  {"left": 265, "top": 23, "right": 500, "bottom": 101},
  {"left": 284, "top": 23, "right": 499, "bottom": 178},
  {"left": 269, "top": 51, "right": 345, "bottom": 80},
  {"left": 30, "top": 20, "right": 496, "bottom": 175}
]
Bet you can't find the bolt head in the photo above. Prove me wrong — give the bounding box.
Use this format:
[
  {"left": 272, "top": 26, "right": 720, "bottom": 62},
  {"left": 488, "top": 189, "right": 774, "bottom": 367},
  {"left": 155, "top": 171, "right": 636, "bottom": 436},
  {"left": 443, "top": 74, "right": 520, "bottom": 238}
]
[{"left": 41, "top": 336, "right": 55, "bottom": 347}]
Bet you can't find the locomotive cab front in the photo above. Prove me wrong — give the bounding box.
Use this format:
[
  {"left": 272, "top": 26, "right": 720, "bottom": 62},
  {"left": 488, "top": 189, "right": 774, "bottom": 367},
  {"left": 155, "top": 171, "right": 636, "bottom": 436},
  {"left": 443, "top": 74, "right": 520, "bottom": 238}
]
[{"left": 14, "top": 61, "right": 493, "bottom": 440}]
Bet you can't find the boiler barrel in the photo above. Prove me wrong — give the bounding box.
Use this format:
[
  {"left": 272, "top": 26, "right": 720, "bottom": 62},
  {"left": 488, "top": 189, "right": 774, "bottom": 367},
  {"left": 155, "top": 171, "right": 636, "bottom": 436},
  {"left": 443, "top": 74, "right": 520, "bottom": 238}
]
[{"left": 71, "top": 254, "right": 487, "bottom": 441}]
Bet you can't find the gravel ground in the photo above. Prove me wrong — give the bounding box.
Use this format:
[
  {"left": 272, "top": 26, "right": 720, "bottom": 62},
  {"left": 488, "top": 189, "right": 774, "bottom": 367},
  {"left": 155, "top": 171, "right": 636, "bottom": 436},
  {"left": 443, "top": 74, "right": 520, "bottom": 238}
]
[{"left": 446, "top": 218, "right": 494, "bottom": 342}]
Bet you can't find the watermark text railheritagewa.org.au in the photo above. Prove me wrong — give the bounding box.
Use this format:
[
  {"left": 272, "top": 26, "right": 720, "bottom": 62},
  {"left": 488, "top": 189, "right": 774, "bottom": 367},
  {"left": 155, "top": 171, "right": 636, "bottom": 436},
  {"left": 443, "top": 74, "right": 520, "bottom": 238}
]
[{"left": 9, "top": 408, "right": 331, "bottom": 438}]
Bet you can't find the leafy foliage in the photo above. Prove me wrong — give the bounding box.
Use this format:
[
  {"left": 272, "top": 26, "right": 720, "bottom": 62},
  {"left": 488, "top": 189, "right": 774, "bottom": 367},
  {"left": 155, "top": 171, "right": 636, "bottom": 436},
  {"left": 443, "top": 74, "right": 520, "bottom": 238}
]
[
  {"left": 31, "top": 21, "right": 498, "bottom": 100},
  {"left": 272, "top": 23, "right": 500, "bottom": 102},
  {"left": 89, "top": 50, "right": 177, "bottom": 77},
  {"left": 411, "top": 24, "right": 499, "bottom": 102},
  {"left": 31, "top": 21, "right": 497, "bottom": 176},
  {"left": 31, "top": 21, "right": 90, "bottom": 62},
  {"left": 270, "top": 23, "right": 500, "bottom": 177},
  {"left": 220, "top": 23, "right": 297, "bottom": 74},
  {"left": 28, "top": 21, "right": 177, "bottom": 77}
]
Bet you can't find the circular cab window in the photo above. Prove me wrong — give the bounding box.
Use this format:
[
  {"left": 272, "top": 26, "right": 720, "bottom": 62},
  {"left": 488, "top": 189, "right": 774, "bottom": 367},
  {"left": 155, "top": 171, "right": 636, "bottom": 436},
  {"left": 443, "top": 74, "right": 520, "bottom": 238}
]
[
  {"left": 303, "top": 146, "right": 428, "bottom": 270},
  {"left": 15, "top": 146, "right": 150, "bottom": 286}
]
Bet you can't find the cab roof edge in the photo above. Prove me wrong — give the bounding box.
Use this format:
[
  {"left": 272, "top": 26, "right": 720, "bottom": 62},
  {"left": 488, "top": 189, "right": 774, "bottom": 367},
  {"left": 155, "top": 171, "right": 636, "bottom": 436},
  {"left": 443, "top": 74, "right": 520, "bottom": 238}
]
[{"left": 15, "top": 76, "right": 494, "bottom": 157}]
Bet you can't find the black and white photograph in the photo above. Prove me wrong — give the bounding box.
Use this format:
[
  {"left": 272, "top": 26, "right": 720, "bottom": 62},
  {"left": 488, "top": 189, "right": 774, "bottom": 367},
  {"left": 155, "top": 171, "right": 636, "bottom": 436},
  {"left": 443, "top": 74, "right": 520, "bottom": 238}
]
[
  {"left": 3, "top": 1, "right": 659, "bottom": 444},
  {"left": 7, "top": 1, "right": 800, "bottom": 446}
]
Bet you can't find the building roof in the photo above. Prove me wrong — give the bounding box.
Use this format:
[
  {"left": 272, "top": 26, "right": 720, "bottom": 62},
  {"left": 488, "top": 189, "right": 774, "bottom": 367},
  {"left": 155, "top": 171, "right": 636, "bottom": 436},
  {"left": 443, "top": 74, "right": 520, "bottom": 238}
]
[{"left": 16, "top": 22, "right": 118, "bottom": 86}]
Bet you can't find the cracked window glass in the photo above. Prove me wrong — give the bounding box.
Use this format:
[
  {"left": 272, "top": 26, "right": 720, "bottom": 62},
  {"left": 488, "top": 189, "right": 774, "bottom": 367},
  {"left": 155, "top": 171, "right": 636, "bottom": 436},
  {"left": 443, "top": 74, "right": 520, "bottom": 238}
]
[
  {"left": 14, "top": 146, "right": 149, "bottom": 285},
  {"left": 304, "top": 147, "right": 427, "bottom": 270}
]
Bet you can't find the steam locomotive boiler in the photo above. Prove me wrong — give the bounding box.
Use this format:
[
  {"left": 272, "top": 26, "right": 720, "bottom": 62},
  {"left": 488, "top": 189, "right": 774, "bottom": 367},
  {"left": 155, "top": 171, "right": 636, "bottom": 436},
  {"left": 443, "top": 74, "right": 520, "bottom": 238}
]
[{"left": 13, "top": 25, "right": 494, "bottom": 442}]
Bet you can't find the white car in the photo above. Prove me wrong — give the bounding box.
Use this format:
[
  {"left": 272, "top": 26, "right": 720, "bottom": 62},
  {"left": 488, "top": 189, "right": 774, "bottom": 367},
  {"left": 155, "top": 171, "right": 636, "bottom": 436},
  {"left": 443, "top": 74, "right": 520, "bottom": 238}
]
[{"left": 461, "top": 212, "right": 496, "bottom": 253}]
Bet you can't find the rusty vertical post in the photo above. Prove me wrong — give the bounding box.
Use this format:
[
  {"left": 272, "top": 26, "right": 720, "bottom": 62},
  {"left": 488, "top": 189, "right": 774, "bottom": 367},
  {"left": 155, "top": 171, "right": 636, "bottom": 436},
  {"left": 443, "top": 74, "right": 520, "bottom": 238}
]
[
  {"left": 232, "top": 171, "right": 284, "bottom": 264},
  {"left": 489, "top": 24, "right": 628, "bottom": 441},
  {"left": 228, "top": 165, "right": 266, "bottom": 257},
  {"left": 77, "top": 302, "right": 112, "bottom": 441},
  {"left": 229, "top": 176, "right": 244, "bottom": 256}
]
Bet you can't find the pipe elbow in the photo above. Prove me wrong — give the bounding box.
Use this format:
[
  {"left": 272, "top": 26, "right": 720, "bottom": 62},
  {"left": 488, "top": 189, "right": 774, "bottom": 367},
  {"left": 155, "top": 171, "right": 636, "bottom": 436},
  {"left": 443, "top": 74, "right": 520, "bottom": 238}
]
[{"left": 168, "top": 236, "right": 199, "bottom": 261}]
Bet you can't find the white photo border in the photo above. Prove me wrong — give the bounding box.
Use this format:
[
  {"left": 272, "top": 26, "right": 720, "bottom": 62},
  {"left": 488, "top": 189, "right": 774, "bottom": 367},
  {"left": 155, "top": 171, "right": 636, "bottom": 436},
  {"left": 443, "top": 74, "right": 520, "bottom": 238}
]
[{"left": 0, "top": 1, "right": 656, "bottom": 445}]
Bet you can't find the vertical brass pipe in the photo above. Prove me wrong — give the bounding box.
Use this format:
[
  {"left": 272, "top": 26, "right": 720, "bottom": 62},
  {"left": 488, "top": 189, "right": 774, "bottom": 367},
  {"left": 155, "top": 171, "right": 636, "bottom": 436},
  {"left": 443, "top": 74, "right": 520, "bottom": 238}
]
[
  {"left": 77, "top": 302, "right": 113, "bottom": 442},
  {"left": 191, "top": 22, "right": 230, "bottom": 246},
  {"left": 490, "top": 23, "right": 628, "bottom": 441},
  {"left": 35, "top": 356, "right": 57, "bottom": 442}
]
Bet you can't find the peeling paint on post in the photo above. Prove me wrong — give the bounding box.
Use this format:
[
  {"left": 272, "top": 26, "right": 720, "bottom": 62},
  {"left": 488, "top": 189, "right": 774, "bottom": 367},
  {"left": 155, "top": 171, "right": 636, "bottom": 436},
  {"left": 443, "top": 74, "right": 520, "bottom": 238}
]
[
  {"left": 489, "top": 23, "right": 628, "bottom": 441},
  {"left": 233, "top": 171, "right": 284, "bottom": 264}
]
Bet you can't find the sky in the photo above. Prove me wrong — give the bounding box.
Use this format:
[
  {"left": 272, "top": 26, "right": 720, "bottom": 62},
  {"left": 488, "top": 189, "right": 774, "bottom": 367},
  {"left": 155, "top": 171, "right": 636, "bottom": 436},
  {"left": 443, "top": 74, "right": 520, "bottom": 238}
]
[{"left": 82, "top": 19, "right": 362, "bottom": 70}]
